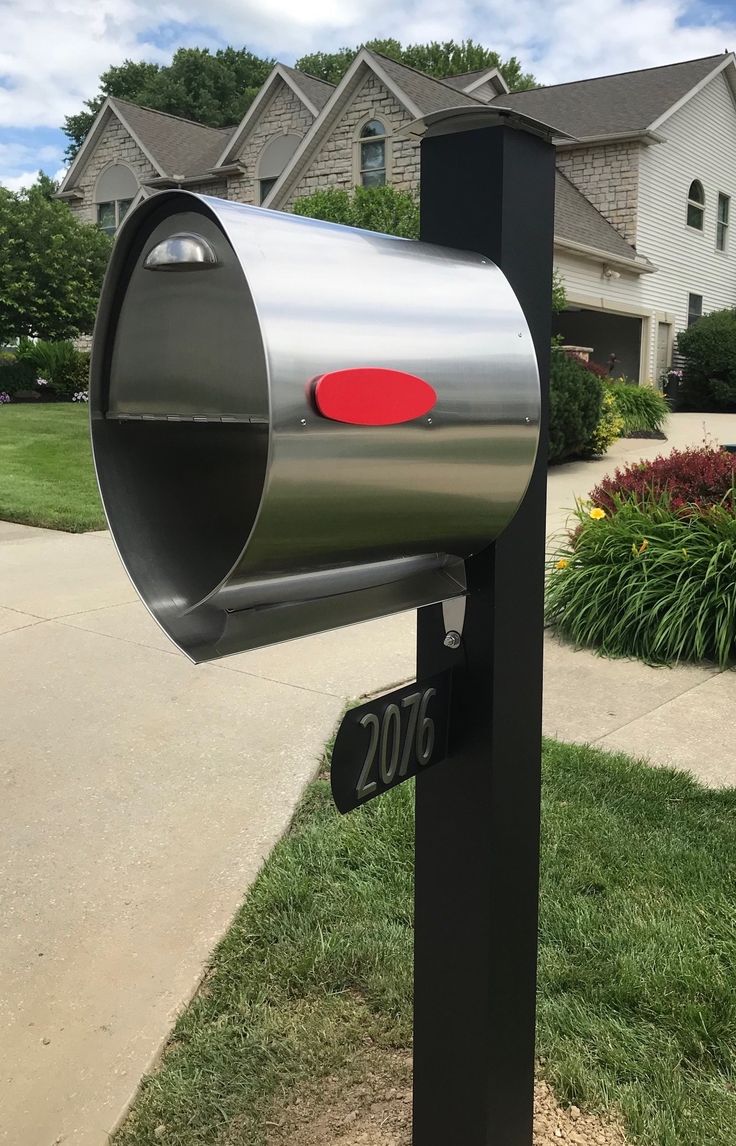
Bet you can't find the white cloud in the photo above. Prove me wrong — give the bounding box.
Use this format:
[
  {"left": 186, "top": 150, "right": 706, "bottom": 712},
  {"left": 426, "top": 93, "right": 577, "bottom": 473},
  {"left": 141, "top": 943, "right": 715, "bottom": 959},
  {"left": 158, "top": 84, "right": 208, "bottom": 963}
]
[
  {"left": 0, "top": 166, "right": 68, "bottom": 192},
  {"left": 0, "top": 0, "right": 735, "bottom": 139}
]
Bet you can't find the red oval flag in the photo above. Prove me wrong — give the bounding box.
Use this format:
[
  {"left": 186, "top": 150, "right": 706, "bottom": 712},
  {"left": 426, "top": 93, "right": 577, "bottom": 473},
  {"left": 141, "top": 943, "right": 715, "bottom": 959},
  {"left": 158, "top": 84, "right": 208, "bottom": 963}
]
[{"left": 313, "top": 367, "right": 437, "bottom": 426}]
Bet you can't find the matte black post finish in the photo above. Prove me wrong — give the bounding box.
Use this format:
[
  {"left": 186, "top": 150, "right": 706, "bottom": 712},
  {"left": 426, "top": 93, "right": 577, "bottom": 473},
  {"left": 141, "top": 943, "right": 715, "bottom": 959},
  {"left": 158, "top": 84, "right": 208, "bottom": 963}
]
[{"left": 413, "top": 124, "right": 556, "bottom": 1144}]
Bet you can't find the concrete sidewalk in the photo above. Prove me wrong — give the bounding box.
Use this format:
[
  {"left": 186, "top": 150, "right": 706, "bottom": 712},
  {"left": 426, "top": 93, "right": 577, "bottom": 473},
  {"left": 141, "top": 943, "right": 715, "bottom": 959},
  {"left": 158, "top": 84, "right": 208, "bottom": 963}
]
[{"left": 1, "top": 412, "right": 735, "bottom": 1145}]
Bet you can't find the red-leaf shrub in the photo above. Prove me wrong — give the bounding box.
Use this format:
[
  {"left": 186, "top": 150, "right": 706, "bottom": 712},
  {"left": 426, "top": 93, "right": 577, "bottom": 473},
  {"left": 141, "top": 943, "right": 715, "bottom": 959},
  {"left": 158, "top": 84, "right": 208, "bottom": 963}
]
[
  {"left": 564, "top": 351, "right": 610, "bottom": 379},
  {"left": 591, "top": 446, "right": 736, "bottom": 514}
]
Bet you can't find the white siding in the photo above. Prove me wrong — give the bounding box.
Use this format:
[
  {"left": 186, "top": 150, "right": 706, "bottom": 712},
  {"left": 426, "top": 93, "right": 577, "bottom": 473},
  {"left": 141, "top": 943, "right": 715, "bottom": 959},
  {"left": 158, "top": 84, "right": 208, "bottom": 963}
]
[
  {"left": 637, "top": 69, "right": 736, "bottom": 376},
  {"left": 554, "top": 250, "right": 648, "bottom": 312}
]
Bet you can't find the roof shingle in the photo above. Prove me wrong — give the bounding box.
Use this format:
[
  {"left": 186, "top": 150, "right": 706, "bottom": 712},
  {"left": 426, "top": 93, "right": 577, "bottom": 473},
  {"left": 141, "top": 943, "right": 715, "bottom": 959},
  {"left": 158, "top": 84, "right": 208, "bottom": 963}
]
[
  {"left": 443, "top": 69, "right": 497, "bottom": 91},
  {"left": 490, "top": 54, "right": 727, "bottom": 139},
  {"left": 110, "top": 98, "right": 233, "bottom": 177},
  {"left": 369, "top": 52, "right": 482, "bottom": 114},
  {"left": 278, "top": 65, "right": 335, "bottom": 111},
  {"left": 554, "top": 169, "right": 647, "bottom": 263}
]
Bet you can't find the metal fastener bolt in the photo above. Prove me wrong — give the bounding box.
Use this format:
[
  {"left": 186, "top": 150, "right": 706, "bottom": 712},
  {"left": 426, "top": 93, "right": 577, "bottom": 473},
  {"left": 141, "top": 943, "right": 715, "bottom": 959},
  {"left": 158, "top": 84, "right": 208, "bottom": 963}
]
[
  {"left": 426, "top": 417, "right": 433, "bottom": 425},
  {"left": 300, "top": 418, "right": 307, "bottom": 426},
  {"left": 517, "top": 331, "right": 524, "bottom": 338},
  {"left": 524, "top": 417, "right": 531, "bottom": 424},
  {"left": 444, "top": 630, "right": 462, "bottom": 649}
]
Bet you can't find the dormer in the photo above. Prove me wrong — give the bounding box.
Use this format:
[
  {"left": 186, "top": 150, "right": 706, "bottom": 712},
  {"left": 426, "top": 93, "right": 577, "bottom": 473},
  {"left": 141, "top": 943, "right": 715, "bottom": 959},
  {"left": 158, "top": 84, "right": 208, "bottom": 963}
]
[{"left": 442, "top": 68, "right": 510, "bottom": 104}]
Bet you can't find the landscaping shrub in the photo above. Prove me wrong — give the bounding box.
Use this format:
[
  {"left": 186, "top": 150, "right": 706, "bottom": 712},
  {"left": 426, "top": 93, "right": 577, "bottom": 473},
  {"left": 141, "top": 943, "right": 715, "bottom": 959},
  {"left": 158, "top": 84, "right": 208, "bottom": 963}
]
[
  {"left": 584, "top": 387, "right": 624, "bottom": 457},
  {"left": 606, "top": 380, "right": 669, "bottom": 436},
  {"left": 574, "top": 354, "right": 609, "bottom": 379},
  {"left": 15, "top": 339, "right": 90, "bottom": 399},
  {"left": 293, "top": 184, "right": 419, "bottom": 238},
  {"left": 546, "top": 498, "right": 736, "bottom": 666},
  {"left": 0, "top": 354, "right": 36, "bottom": 396},
  {"left": 549, "top": 346, "right": 603, "bottom": 463},
  {"left": 676, "top": 308, "right": 736, "bottom": 410},
  {"left": 591, "top": 445, "right": 736, "bottom": 515}
]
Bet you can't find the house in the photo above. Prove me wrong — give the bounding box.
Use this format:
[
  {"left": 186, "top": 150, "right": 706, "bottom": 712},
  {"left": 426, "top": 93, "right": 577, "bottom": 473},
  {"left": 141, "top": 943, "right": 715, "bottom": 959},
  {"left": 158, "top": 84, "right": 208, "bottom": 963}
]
[{"left": 56, "top": 49, "right": 736, "bottom": 383}]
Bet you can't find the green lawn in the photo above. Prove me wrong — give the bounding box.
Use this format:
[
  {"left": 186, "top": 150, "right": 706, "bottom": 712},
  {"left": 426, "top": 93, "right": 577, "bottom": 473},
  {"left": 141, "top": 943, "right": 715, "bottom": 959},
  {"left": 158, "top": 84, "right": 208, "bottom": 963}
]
[
  {"left": 114, "top": 740, "right": 736, "bottom": 1146},
  {"left": 0, "top": 404, "right": 105, "bottom": 531}
]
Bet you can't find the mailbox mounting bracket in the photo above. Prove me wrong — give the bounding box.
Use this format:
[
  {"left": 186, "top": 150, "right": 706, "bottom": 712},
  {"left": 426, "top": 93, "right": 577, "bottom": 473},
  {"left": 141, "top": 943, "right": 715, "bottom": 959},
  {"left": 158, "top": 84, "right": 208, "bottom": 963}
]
[{"left": 441, "top": 594, "right": 466, "bottom": 641}]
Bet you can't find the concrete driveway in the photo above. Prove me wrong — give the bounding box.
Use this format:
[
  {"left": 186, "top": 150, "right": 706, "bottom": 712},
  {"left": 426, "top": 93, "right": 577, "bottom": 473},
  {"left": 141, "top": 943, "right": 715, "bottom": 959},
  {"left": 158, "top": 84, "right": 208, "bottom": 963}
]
[{"left": 1, "top": 411, "right": 735, "bottom": 1145}]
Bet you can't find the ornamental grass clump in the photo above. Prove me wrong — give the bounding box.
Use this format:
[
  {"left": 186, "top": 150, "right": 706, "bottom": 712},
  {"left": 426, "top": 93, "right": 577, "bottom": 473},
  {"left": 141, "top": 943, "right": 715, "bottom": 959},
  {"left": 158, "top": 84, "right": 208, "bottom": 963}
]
[
  {"left": 606, "top": 381, "right": 669, "bottom": 437},
  {"left": 546, "top": 498, "right": 736, "bottom": 666}
]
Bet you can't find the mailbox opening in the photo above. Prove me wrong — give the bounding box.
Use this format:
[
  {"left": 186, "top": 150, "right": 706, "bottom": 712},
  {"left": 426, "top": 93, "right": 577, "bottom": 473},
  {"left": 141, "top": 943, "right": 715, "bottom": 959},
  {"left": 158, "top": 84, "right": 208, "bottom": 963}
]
[{"left": 93, "top": 199, "right": 271, "bottom": 625}]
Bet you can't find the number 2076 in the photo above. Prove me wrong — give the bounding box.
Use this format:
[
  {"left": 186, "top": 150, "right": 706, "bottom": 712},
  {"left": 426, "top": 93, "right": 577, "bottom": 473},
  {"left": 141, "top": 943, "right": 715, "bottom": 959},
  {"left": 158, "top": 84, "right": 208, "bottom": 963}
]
[{"left": 356, "top": 688, "right": 437, "bottom": 801}]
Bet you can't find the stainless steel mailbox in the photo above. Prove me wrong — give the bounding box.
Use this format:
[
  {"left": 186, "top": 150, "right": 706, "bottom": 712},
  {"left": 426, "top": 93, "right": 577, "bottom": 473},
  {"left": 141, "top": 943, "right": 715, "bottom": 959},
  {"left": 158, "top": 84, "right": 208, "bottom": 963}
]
[{"left": 90, "top": 191, "right": 540, "bottom": 662}]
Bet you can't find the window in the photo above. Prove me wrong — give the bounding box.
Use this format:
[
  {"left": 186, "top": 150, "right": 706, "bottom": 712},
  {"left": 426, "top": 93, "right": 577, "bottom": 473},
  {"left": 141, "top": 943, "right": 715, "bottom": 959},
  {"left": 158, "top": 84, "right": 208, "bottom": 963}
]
[
  {"left": 97, "top": 198, "right": 133, "bottom": 236},
  {"left": 259, "top": 178, "right": 277, "bottom": 204},
  {"left": 687, "top": 293, "right": 703, "bottom": 327},
  {"left": 256, "top": 133, "right": 301, "bottom": 205},
  {"left": 686, "top": 180, "right": 705, "bottom": 230},
  {"left": 359, "top": 119, "right": 387, "bottom": 187},
  {"left": 94, "top": 163, "right": 138, "bottom": 235},
  {"left": 717, "top": 192, "right": 730, "bottom": 251}
]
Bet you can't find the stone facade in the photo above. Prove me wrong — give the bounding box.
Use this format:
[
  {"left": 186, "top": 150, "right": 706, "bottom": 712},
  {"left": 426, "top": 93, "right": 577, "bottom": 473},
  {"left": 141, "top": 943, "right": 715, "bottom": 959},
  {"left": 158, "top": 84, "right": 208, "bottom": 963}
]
[
  {"left": 68, "top": 113, "right": 158, "bottom": 225},
  {"left": 226, "top": 81, "right": 315, "bottom": 204},
  {"left": 281, "top": 71, "right": 420, "bottom": 209},
  {"left": 187, "top": 179, "right": 228, "bottom": 197},
  {"left": 556, "top": 142, "right": 640, "bottom": 244}
]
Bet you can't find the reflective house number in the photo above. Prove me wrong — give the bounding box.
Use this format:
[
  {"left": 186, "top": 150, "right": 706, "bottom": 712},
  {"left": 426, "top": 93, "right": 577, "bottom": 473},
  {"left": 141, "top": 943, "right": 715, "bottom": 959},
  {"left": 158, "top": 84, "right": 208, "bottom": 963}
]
[
  {"left": 356, "top": 689, "right": 436, "bottom": 800},
  {"left": 330, "top": 673, "right": 451, "bottom": 814}
]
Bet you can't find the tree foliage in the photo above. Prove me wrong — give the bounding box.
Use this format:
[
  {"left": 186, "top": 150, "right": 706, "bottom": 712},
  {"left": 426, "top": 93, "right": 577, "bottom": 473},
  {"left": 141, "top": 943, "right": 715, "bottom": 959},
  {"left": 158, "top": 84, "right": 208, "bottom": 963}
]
[
  {"left": 676, "top": 308, "right": 736, "bottom": 411},
  {"left": 293, "top": 185, "right": 419, "bottom": 238},
  {"left": 63, "top": 47, "right": 275, "bottom": 160},
  {"left": 63, "top": 40, "right": 536, "bottom": 159},
  {"left": 296, "top": 38, "right": 536, "bottom": 90},
  {"left": 0, "top": 174, "right": 112, "bottom": 343}
]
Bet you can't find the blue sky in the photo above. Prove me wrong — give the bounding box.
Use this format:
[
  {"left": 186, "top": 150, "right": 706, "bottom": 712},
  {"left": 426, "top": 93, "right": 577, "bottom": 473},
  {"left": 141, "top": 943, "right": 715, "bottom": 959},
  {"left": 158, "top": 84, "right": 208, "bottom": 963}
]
[{"left": 2, "top": 0, "right": 736, "bottom": 189}]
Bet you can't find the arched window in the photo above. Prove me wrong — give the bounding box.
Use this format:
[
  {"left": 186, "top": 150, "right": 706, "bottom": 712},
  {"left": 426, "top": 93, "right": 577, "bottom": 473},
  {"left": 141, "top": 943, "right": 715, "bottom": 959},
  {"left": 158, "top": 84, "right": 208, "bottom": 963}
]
[
  {"left": 257, "top": 133, "right": 302, "bottom": 204},
  {"left": 359, "top": 119, "right": 387, "bottom": 187},
  {"left": 94, "top": 164, "right": 138, "bottom": 235},
  {"left": 686, "top": 180, "right": 705, "bottom": 230}
]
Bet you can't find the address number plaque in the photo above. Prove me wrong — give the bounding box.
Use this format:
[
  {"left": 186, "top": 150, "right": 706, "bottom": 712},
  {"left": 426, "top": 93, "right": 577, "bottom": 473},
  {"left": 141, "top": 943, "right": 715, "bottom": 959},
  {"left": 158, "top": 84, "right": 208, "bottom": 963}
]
[{"left": 330, "top": 673, "right": 452, "bottom": 814}]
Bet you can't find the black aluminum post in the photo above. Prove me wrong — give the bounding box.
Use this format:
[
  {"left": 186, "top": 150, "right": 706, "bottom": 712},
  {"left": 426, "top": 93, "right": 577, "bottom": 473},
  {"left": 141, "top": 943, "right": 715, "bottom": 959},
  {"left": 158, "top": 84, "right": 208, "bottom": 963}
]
[{"left": 413, "top": 121, "right": 556, "bottom": 1144}]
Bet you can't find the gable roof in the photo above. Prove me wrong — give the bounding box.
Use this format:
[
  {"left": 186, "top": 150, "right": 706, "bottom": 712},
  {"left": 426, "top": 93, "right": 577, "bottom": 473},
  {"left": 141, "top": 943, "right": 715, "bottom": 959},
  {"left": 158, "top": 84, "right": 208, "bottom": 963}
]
[
  {"left": 443, "top": 68, "right": 495, "bottom": 91},
  {"left": 57, "top": 97, "right": 232, "bottom": 193},
  {"left": 491, "top": 54, "right": 732, "bottom": 141},
  {"left": 554, "top": 170, "right": 652, "bottom": 269},
  {"left": 277, "top": 64, "right": 335, "bottom": 111},
  {"left": 215, "top": 62, "right": 334, "bottom": 168},
  {"left": 110, "top": 99, "right": 232, "bottom": 176},
  {"left": 266, "top": 48, "right": 485, "bottom": 209},
  {"left": 443, "top": 67, "right": 509, "bottom": 97},
  {"left": 371, "top": 52, "right": 483, "bottom": 114}
]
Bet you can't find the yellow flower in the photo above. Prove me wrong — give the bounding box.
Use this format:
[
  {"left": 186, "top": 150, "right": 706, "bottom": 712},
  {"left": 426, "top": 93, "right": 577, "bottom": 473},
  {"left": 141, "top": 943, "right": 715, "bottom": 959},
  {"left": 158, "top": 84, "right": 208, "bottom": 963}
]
[
  {"left": 556, "top": 558, "right": 570, "bottom": 570},
  {"left": 638, "top": 538, "right": 649, "bottom": 555},
  {"left": 589, "top": 507, "right": 606, "bottom": 520}
]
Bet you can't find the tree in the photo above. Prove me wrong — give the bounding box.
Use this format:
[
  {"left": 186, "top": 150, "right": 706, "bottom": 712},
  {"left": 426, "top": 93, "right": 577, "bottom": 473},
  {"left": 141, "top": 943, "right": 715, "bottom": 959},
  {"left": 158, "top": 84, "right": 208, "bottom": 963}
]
[
  {"left": 63, "top": 47, "right": 275, "bottom": 160},
  {"left": 63, "top": 40, "right": 536, "bottom": 160},
  {"left": 296, "top": 38, "right": 536, "bottom": 91},
  {"left": 0, "top": 174, "right": 112, "bottom": 343}
]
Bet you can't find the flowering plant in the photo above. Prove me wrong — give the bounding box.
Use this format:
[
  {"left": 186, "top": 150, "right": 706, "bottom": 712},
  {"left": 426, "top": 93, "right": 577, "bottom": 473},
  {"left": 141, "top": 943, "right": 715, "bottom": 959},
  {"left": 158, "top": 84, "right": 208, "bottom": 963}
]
[
  {"left": 72, "top": 390, "right": 89, "bottom": 403},
  {"left": 36, "top": 377, "right": 49, "bottom": 387},
  {"left": 547, "top": 496, "right": 736, "bottom": 666},
  {"left": 0, "top": 391, "right": 10, "bottom": 404},
  {"left": 591, "top": 446, "right": 736, "bottom": 515}
]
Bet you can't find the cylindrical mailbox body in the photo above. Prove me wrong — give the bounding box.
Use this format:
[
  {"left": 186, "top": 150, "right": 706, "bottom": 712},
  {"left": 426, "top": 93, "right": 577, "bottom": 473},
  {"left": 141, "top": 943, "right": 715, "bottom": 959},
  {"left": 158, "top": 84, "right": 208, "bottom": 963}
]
[{"left": 91, "top": 191, "right": 540, "bottom": 661}]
